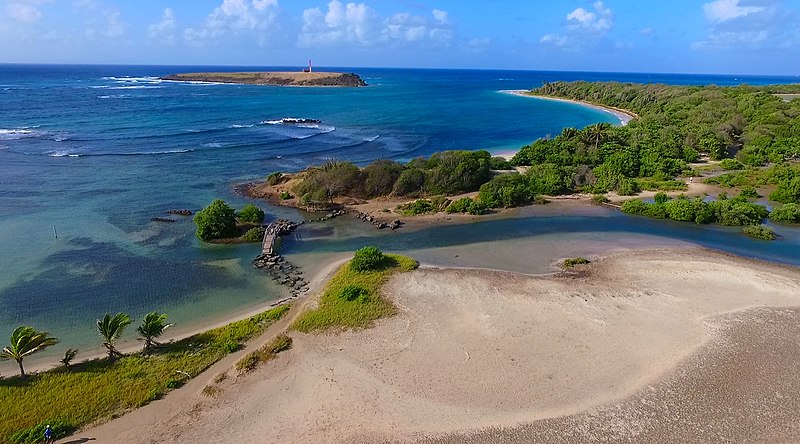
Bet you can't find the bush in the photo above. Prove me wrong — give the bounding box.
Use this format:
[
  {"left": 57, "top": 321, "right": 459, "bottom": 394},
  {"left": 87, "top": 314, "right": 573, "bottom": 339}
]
[
  {"left": 194, "top": 199, "right": 238, "bottom": 241},
  {"left": 237, "top": 204, "right": 265, "bottom": 224},
  {"left": 591, "top": 194, "right": 610, "bottom": 204},
  {"left": 398, "top": 199, "right": 435, "bottom": 215},
  {"left": 621, "top": 199, "right": 648, "bottom": 215},
  {"left": 720, "top": 159, "right": 744, "bottom": 170},
  {"left": 446, "top": 197, "right": 476, "bottom": 213},
  {"left": 243, "top": 226, "right": 265, "bottom": 242},
  {"left": 266, "top": 172, "right": 284, "bottom": 186},
  {"left": 562, "top": 257, "right": 590, "bottom": 268},
  {"left": 392, "top": 168, "right": 425, "bottom": 196},
  {"left": 742, "top": 224, "right": 776, "bottom": 240},
  {"left": 363, "top": 160, "right": 404, "bottom": 197},
  {"left": 770, "top": 203, "right": 800, "bottom": 223},
  {"left": 478, "top": 173, "right": 535, "bottom": 208},
  {"left": 279, "top": 191, "right": 293, "bottom": 200},
  {"left": 739, "top": 187, "right": 759, "bottom": 199},
  {"left": 350, "top": 246, "right": 386, "bottom": 272},
  {"left": 339, "top": 285, "right": 371, "bottom": 302},
  {"left": 468, "top": 200, "right": 490, "bottom": 215},
  {"left": 10, "top": 419, "right": 76, "bottom": 444},
  {"left": 490, "top": 156, "right": 513, "bottom": 170},
  {"left": 616, "top": 178, "right": 640, "bottom": 196}
]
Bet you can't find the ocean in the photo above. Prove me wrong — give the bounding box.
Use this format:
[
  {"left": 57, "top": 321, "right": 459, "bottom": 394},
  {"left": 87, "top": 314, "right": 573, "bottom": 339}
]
[{"left": 1, "top": 64, "right": 799, "bottom": 366}]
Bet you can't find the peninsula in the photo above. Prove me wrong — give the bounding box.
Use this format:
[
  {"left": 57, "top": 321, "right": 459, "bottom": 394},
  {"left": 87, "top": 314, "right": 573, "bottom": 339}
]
[{"left": 160, "top": 71, "right": 367, "bottom": 87}]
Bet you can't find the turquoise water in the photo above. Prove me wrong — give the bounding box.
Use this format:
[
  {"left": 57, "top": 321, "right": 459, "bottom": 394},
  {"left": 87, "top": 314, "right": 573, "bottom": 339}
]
[{"left": 1, "top": 64, "right": 799, "bottom": 366}]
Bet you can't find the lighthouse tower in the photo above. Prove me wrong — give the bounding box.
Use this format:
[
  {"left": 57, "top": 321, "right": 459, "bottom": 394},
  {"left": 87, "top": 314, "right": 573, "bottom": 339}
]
[{"left": 308, "top": 59, "right": 313, "bottom": 72}]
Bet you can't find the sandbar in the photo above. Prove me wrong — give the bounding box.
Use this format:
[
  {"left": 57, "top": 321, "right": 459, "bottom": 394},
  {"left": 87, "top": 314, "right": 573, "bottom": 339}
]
[
  {"left": 502, "top": 89, "right": 638, "bottom": 126},
  {"left": 72, "top": 247, "right": 800, "bottom": 443}
]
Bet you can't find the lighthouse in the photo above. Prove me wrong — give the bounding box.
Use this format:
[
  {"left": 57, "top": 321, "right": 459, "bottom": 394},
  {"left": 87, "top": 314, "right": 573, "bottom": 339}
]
[{"left": 303, "top": 59, "right": 313, "bottom": 73}]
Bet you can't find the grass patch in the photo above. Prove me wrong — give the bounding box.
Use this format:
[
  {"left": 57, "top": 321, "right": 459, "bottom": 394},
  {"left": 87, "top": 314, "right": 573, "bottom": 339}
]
[
  {"left": 235, "top": 334, "right": 293, "bottom": 375},
  {"left": 562, "top": 257, "right": 591, "bottom": 268},
  {"left": 0, "top": 304, "right": 290, "bottom": 443},
  {"left": 292, "top": 254, "right": 418, "bottom": 333}
]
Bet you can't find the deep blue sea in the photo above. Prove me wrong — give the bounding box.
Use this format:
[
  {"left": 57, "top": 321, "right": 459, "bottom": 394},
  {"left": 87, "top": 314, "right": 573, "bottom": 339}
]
[{"left": 1, "top": 64, "right": 799, "bottom": 365}]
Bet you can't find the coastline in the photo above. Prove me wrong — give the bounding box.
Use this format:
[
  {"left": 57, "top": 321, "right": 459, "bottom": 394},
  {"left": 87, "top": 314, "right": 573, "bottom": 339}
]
[
  {"left": 73, "top": 247, "right": 800, "bottom": 443},
  {"left": 501, "top": 89, "right": 638, "bottom": 126}
]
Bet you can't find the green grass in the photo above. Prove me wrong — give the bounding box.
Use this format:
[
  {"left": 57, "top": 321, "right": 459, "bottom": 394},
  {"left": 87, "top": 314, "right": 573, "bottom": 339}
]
[
  {"left": 292, "top": 254, "right": 418, "bottom": 333},
  {"left": 235, "top": 334, "right": 293, "bottom": 375},
  {"left": 0, "top": 304, "right": 290, "bottom": 443}
]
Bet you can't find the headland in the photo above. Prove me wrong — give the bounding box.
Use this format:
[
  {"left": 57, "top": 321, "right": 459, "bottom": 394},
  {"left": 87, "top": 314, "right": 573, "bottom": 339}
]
[{"left": 160, "top": 71, "right": 367, "bottom": 87}]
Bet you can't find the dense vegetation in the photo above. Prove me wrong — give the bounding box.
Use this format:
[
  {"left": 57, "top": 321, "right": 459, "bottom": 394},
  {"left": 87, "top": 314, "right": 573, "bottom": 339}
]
[
  {"left": 0, "top": 305, "right": 289, "bottom": 443},
  {"left": 292, "top": 249, "right": 418, "bottom": 333},
  {"left": 704, "top": 163, "right": 800, "bottom": 204},
  {"left": 194, "top": 200, "right": 267, "bottom": 241},
  {"left": 512, "top": 82, "right": 800, "bottom": 196},
  {"left": 621, "top": 192, "right": 769, "bottom": 226}
]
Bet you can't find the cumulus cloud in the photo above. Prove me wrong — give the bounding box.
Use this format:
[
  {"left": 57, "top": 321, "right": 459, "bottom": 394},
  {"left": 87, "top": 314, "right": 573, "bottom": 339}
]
[
  {"left": 5, "top": 0, "right": 52, "bottom": 24},
  {"left": 704, "top": 0, "right": 765, "bottom": 24},
  {"left": 298, "top": 1, "right": 454, "bottom": 48},
  {"left": 541, "top": 1, "right": 614, "bottom": 49},
  {"left": 567, "top": 1, "right": 613, "bottom": 32},
  {"left": 694, "top": 0, "right": 796, "bottom": 50},
  {"left": 148, "top": 8, "right": 177, "bottom": 43},
  {"left": 185, "top": 0, "right": 279, "bottom": 45}
]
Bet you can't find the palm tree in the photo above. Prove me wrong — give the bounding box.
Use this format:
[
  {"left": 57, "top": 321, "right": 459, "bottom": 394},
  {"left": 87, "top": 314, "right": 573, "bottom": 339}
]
[
  {"left": 97, "top": 313, "right": 132, "bottom": 359},
  {"left": 1, "top": 326, "right": 59, "bottom": 377},
  {"left": 60, "top": 348, "right": 79, "bottom": 370},
  {"left": 137, "top": 312, "right": 173, "bottom": 352}
]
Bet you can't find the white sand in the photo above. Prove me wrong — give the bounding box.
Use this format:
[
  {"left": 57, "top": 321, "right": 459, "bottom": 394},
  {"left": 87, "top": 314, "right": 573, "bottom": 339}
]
[{"left": 71, "top": 248, "right": 800, "bottom": 444}]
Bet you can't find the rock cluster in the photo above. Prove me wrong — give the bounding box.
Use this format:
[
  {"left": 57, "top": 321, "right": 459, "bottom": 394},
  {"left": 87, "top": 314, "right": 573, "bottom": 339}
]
[
  {"left": 354, "top": 212, "right": 403, "bottom": 230},
  {"left": 151, "top": 217, "right": 176, "bottom": 223},
  {"left": 302, "top": 209, "right": 347, "bottom": 223},
  {"left": 252, "top": 253, "right": 310, "bottom": 298},
  {"left": 167, "top": 209, "right": 193, "bottom": 216},
  {"left": 268, "top": 219, "right": 300, "bottom": 236}
]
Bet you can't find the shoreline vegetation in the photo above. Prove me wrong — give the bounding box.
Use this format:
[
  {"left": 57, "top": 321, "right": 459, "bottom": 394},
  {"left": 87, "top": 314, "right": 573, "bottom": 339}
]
[
  {"left": 241, "top": 81, "right": 800, "bottom": 236},
  {"left": 160, "top": 71, "right": 367, "bottom": 87}
]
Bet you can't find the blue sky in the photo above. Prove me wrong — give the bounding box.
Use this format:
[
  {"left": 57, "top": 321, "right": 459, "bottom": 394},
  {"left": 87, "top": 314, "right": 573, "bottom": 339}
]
[{"left": 1, "top": 0, "right": 798, "bottom": 74}]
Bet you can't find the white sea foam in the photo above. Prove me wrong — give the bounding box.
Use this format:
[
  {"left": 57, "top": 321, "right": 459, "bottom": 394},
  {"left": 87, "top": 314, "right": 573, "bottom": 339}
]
[
  {"left": 230, "top": 124, "right": 254, "bottom": 128},
  {"left": 363, "top": 135, "right": 380, "bottom": 142},
  {"left": 109, "top": 85, "right": 164, "bottom": 90},
  {"left": 0, "top": 129, "right": 42, "bottom": 140},
  {"left": 203, "top": 142, "right": 226, "bottom": 148}
]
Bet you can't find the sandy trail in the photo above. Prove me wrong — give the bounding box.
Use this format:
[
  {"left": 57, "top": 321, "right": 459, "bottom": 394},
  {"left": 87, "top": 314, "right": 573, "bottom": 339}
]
[{"left": 69, "top": 248, "right": 800, "bottom": 443}]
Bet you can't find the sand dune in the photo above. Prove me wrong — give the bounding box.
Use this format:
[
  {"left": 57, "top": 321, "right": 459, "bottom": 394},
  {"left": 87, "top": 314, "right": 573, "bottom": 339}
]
[{"left": 74, "top": 248, "right": 800, "bottom": 443}]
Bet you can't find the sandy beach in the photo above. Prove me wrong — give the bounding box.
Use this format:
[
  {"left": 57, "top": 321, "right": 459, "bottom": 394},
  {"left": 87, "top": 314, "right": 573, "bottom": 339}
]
[
  {"left": 70, "top": 247, "right": 800, "bottom": 443},
  {"left": 502, "top": 90, "right": 638, "bottom": 126}
]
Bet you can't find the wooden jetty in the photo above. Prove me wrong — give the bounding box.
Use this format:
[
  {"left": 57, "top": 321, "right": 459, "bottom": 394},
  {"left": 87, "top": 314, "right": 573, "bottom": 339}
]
[{"left": 261, "top": 223, "right": 279, "bottom": 255}]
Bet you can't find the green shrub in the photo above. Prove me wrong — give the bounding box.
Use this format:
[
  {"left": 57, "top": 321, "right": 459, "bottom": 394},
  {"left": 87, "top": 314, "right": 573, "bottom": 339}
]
[
  {"left": 237, "top": 204, "right": 265, "bottom": 224},
  {"left": 770, "top": 203, "right": 800, "bottom": 223},
  {"left": 446, "top": 197, "right": 475, "bottom": 213},
  {"left": 562, "top": 257, "right": 590, "bottom": 268},
  {"left": 194, "top": 199, "right": 238, "bottom": 241},
  {"left": 243, "top": 226, "right": 265, "bottom": 242},
  {"left": 266, "top": 335, "right": 293, "bottom": 354},
  {"left": 339, "top": 285, "right": 371, "bottom": 302},
  {"left": 279, "top": 191, "right": 293, "bottom": 200},
  {"left": 392, "top": 168, "right": 425, "bottom": 196},
  {"left": 266, "top": 172, "right": 284, "bottom": 186},
  {"left": 350, "top": 246, "right": 386, "bottom": 272},
  {"left": 720, "top": 159, "right": 744, "bottom": 170},
  {"left": 742, "top": 224, "right": 776, "bottom": 240},
  {"left": 653, "top": 192, "right": 670, "bottom": 205},
  {"left": 363, "top": 160, "right": 404, "bottom": 197},
  {"left": 10, "top": 419, "right": 76, "bottom": 444},
  {"left": 468, "top": 200, "right": 490, "bottom": 214},
  {"left": 397, "top": 199, "right": 435, "bottom": 215},
  {"left": 478, "top": 173, "right": 535, "bottom": 208},
  {"left": 490, "top": 156, "right": 513, "bottom": 170},
  {"left": 616, "top": 178, "right": 639, "bottom": 196},
  {"left": 592, "top": 194, "right": 610, "bottom": 204},
  {"left": 621, "top": 199, "right": 648, "bottom": 215},
  {"left": 739, "top": 187, "right": 759, "bottom": 199}
]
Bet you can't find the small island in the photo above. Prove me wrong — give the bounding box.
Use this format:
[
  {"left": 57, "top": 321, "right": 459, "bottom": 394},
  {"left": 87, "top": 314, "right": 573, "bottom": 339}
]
[{"left": 160, "top": 71, "right": 367, "bottom": 87}]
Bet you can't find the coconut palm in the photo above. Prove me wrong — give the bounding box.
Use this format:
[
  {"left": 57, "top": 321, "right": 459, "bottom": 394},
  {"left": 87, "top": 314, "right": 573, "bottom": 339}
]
[
  {"left": 97, "top": 313, "right": 132, "bottom": 359},
  {"left": 137, "top": 312, "right": 173, "bottom": 352},
  {"left": 60, "top": 348, "right": 79, "bottom": 370},
  {"left": 1, "top": 326, "right": 59, "bottom": 377}
]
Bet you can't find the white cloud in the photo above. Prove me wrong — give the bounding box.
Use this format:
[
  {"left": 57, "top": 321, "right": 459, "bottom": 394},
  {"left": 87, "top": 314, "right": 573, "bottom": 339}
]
[
  {"left": 5, "top": 0, "right": 52, "bottom": 24},
  {"left": 185, "top": 0, "right": 279, "bottom": 45},
  {"left": 703, "top": 0, "right": 765, "bottom": 24},
  {"left": 541, "top": 1, "right": 614, "bottom": 50},
  {"left": 567, "top": 1, "right": 613, "bottom": 32},
  {"left": 103, "top": 11, "right": 126, "bottom": 37},
  {"left": 298, "top": 2, "right": 453, "bottom": 48},
  {"left": 148, "top": 8, "right": 177, "bottom": 43}
]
